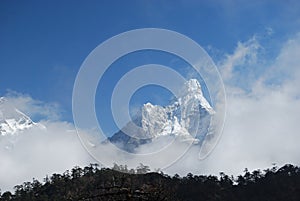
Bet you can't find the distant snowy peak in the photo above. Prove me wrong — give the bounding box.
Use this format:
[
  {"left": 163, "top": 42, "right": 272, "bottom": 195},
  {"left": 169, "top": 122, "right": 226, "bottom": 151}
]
[{"left": 0, "top": 97, "right": 44, "bottom": 136}]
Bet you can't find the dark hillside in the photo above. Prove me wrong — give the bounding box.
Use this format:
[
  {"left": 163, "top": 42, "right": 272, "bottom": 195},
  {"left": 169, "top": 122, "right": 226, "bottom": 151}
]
[{"left": 1, "top": 164, "right": 300, "bottom": 201}]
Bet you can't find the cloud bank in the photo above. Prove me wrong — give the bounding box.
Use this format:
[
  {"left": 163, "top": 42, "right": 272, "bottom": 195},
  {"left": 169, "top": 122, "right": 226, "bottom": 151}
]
[
  {"left": 167, "top": 32, "right": 300, "bottom": 176},
  {"left": 0, "top": 96, "right": 92, "bottom": 191}
]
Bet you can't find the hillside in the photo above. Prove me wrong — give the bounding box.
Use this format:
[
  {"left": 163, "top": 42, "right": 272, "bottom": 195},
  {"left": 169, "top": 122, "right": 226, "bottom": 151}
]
[{"left": 1, "top": 164, "right": 300, "bottom": 201}]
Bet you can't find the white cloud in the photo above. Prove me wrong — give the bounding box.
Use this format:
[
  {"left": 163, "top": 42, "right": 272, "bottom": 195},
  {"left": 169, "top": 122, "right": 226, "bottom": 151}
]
[
  {"left": 220, "top": 36, "right": 261, "bottom": 81},
  {"left": 166, "top": 33, "right": 300, "bottom": 176},
  {"left": 3, "top": 91, "right": 62, "bottom": 121},
  {"left": 0, "top": 95, "right": 93, "bottom": 192}
]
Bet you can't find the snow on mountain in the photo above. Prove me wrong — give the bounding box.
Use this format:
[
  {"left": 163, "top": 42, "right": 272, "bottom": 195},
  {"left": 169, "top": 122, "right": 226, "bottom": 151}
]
[
  {"left": 109, "top": 79, "right": 215, "bottom": 152},
  {"left": 0, "top": 97, "right": 44, "bottom": 136}
]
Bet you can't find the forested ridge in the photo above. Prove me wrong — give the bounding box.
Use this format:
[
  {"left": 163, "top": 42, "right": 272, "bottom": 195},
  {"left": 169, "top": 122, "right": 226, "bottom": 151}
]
[{"left": 1, "top": 163, "right": 300, "bottom": 201}]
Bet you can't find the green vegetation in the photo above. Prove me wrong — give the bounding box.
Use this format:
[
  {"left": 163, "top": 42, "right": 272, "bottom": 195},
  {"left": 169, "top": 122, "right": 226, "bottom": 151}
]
[{"left": 1, "top": 164, "right": 300, "bottom": 201}]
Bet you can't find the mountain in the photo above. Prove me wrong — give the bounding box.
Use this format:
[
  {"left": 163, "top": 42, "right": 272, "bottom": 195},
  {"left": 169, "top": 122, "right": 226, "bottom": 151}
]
[
  {"left": 0, "top": 97, "right": 42, "bottom": 136},
  {"left": 109, "top": 79, "right": 215, "bottom": 152}
]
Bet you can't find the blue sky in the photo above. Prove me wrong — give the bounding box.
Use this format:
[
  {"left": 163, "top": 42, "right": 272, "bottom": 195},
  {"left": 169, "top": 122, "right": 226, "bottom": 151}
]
[
  {"left": 1, "top": 0, "right": 300, "bottom": 135},
  {"left": 2, "top": 1, "right": 300, "bottom": 190}
]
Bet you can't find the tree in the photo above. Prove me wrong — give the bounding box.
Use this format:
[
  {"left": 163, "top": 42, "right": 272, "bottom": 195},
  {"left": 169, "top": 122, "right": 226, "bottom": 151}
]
[
  {"left": 136, "top": 163, "right": 150, "bottom": 174},
  {"left": 173, "top": 174, "right": 180, "bottom": 180},
  {"left": 71, "top": 166, "right": 83, "bottom": 179},
  {"left": 112, "top": 163, "right": 121, "bottom": 171},
  {"left": 1, "top": 191, "right": 12, "bottom": 201}
]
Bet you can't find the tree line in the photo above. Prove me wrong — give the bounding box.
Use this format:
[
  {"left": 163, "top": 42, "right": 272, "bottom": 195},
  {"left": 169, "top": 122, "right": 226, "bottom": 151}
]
[{"left": 1, "top": 163, "right": 300, "bottom": 201}]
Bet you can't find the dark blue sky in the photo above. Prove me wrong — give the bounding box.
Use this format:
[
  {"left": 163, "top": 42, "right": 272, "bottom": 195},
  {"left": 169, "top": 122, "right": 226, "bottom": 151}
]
[{"left": 1, "top": 0, "right": 300, "bottom": 134}]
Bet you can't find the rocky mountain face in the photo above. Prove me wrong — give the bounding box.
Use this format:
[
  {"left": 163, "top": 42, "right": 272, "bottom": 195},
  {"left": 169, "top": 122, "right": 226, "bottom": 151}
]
[{"left": 109, "top": 79, "right": 215, "bottom": 152}]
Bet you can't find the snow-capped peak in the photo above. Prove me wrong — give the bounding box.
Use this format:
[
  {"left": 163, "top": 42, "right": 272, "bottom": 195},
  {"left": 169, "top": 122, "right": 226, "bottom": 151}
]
[
  {"left": 109, "top": 79, "right": 215, "bottom": 152},
  {"left": 141, "top": 79, "right": 214, "bottom": 140},
  {"left": 0, "top": 97, "right": 41, "bottom": 136},
  {"left": 178, "top": 79, "right": 213, "bottom": 113},
  {"left": 181, "top": 79, "right": 202, "bottom": 93}
]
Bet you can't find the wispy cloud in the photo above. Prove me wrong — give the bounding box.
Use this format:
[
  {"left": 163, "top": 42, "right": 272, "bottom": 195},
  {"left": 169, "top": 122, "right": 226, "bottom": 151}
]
[
  {"left": 220, "top": 36, "right": 261, "bottom": 82},
  {"left": 3, "top": 91, "right": 62, "bottom": 121},
  {"left": 168, "top": 32, "right": 300, "bottom": 176}
]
